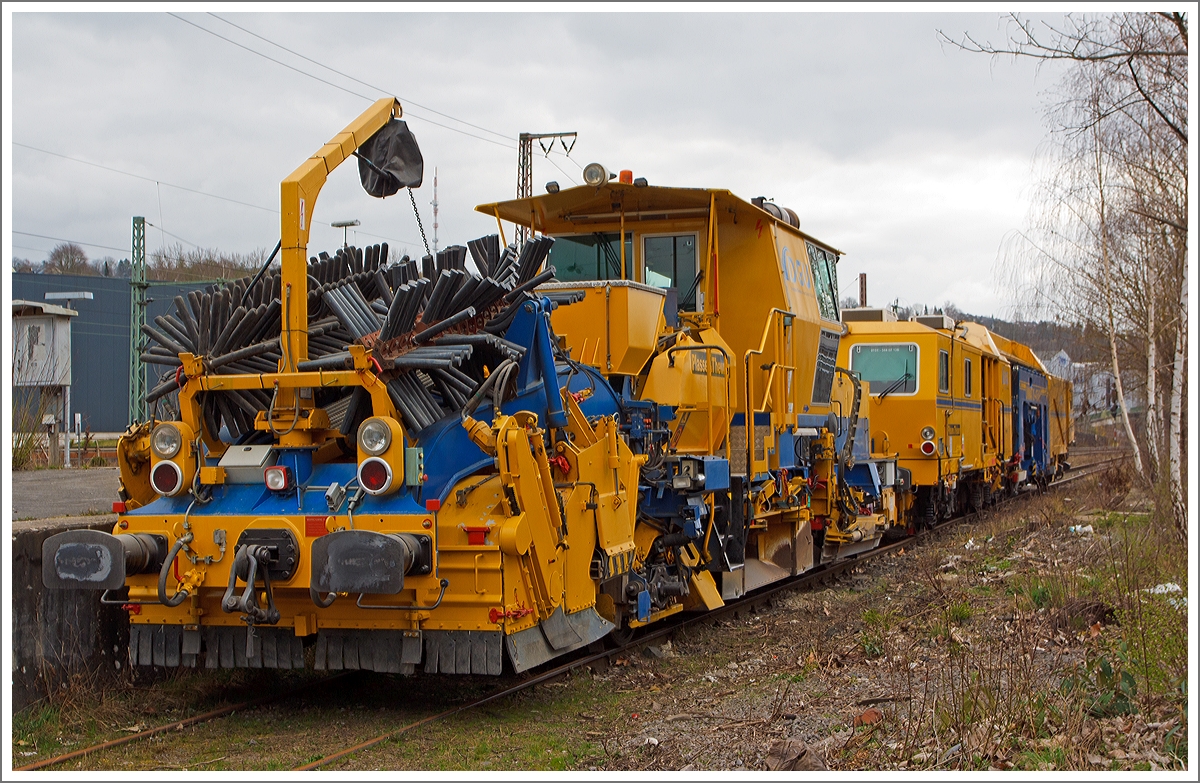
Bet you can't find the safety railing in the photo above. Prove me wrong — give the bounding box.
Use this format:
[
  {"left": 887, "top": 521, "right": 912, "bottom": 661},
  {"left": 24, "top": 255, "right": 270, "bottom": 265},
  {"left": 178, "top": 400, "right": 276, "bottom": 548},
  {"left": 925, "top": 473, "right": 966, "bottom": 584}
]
[
  {"left": 742, "top": 308, "right": 796, "bottom": 477},
  {"left": 666, "top": 343, "right": 732, "bottom": 460}
]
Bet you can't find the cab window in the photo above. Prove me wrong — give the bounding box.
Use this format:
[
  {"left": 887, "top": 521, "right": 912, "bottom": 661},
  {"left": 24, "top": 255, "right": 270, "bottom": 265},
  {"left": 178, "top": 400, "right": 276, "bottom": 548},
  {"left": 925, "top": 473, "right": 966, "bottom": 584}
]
[
  {"left": 938, "top": 350, "right": 950, "bottom": 393},
  {"left": 547, "top": 232, "right": 634, "bottom": 282},
  {"left": 643, "top": 234, "right": 698, "bottom": 309},
  {"left": 964, "top": 358, "right": 973, "bottom": 397},
  {"left": 851, "top": 344, "right": 918, "bottom": 395},
  {"left": 805, "top": 242, "right": 840, "bottom": 322}
]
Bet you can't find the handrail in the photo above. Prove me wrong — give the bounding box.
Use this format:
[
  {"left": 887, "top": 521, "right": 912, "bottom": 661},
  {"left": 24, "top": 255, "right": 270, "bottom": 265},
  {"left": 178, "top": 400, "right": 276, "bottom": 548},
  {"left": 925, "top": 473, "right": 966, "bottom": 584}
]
[
  {"left": 742, "top": 308, "right": 796, "bottom": 476},
  {"left": 666, "top": 343, "right": 732, "bottom": 461}
]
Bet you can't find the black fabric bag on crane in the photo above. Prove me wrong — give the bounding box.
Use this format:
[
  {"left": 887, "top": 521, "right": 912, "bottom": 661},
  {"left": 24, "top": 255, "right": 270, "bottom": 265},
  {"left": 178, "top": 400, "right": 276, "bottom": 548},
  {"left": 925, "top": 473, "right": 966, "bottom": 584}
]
[{"left": 358, "top": 119, "right": 424, "bottom": 198}]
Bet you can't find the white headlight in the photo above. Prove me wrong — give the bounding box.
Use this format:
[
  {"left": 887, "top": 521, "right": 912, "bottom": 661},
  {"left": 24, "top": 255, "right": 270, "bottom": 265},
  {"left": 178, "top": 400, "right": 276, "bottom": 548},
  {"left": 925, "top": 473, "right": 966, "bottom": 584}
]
[
  {"left": 152, "top": 423, "right": 182, "bottom": 459},
  {"left": 582, "top": 163, "right": 610, "bottom": 187},
  {"left": 358, "top": 418, "right": 392, "bottom": 456},
  {"left": 920, "top": 426, "right": 936, "bottom": 441},
  {"left": 264, "top": 465, "right": 292, "bottom": 492}
]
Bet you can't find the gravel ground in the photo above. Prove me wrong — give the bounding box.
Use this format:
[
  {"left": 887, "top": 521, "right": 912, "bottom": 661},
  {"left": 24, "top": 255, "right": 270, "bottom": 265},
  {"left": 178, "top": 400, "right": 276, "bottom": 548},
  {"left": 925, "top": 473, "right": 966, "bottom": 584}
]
[{"left": 11, "top": 467, "right": 120, "bottom": 526}]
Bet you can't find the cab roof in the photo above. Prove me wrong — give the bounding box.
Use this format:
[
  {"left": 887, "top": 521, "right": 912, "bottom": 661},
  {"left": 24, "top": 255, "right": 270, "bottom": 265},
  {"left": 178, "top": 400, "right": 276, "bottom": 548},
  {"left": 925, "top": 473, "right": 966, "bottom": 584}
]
[{"left": 475, "top": 182, "right": 844, "bottom": 256}]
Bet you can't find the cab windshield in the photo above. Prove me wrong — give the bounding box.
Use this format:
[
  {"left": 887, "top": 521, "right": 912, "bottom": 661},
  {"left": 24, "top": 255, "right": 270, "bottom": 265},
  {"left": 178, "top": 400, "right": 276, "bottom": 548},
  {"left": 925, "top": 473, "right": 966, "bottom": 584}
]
[{"left": 850, "top": 343, "right": 918, "bottom": 395}]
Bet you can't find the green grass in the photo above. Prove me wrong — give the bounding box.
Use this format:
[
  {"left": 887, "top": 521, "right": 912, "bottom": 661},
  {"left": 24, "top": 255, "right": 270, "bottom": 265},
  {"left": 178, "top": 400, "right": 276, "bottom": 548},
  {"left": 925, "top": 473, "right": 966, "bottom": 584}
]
[
  {"left": 947, "top": 601, "right": 973, "bottom": 624},
  {"left": 1014, "top": 747, "right": 1068, "bottom": 770}
]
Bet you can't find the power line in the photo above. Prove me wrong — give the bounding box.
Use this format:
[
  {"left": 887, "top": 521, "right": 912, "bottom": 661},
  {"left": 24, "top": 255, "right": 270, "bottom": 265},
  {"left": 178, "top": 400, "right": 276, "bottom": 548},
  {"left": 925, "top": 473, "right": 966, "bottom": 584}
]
[
  {"left": 12, "top": 231, "right": 129, "bottom": 254},
  {"left": 545, "top": 154, "right": 580, "bottom": 186},
  {"left": 145, "top": 221, "right": 200, "bottom": 249},
  {"left": 13, "top": 244, "right": 51, "bottom": 255},
  {"left": 13, "top": 142, "right": 278, "bottom": 214},
  {"left": 170, "top": 13, "right": 514, "bottom": 150},
  {"left": 167, "top": 13, "right": 374, "bottom": 102},
  {"left": 208, "top": 12, "right": 514, "bottom": 144},
  {"left": 194, "top": 12, "right": 593, "bottom": 197},
  {"left": 186, "top": 13, "right": 588, "bottom": 173},
  {"left": 15, "top": 143, "right": 421, "bottom": 248}
]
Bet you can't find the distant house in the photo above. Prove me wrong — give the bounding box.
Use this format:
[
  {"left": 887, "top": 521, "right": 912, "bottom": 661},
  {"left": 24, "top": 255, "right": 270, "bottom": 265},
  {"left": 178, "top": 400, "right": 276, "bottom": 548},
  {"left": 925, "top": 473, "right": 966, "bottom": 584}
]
[{"left": 1040, "top": 349, "right": 1145, "bottom": 447}]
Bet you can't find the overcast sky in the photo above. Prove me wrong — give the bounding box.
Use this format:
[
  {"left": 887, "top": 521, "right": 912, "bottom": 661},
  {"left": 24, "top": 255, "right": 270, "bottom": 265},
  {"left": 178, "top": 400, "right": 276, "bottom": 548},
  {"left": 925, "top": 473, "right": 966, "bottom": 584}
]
[{"left": 5, "top": 8, "right": 1072, "bottom": 317}]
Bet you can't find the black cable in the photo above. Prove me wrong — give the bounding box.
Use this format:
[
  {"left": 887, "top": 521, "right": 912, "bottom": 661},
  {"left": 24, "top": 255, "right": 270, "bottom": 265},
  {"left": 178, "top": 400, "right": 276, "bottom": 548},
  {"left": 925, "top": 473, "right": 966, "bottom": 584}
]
[{"left": 240, "top": 240, "right": 282, "bottom": 307}]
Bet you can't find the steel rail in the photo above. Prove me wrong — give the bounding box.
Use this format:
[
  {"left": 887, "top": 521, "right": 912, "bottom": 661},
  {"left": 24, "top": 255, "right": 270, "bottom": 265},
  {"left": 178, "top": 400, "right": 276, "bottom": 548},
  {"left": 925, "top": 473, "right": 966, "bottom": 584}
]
[
  {"left": 19, "top": 456, "right": 1125, "bottom": 772},
  {"left": 15, "top": 673, "right": 353, "bottom": 772},
  {"left": 298, "top": 456, "right": 1127, "bottom": 770}
]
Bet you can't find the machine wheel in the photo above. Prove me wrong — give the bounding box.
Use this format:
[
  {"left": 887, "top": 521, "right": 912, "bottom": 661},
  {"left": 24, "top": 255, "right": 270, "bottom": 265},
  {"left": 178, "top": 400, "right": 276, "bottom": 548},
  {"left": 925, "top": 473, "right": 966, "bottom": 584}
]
[
  {"left": 607, "top": 620, "right": 637, "bottom": 649},
  {"left": 922, "top": 490, "right": 938, "bottom": 527},
  {"left": 970, "top": 483, "right": 986, "bottom": 512}
]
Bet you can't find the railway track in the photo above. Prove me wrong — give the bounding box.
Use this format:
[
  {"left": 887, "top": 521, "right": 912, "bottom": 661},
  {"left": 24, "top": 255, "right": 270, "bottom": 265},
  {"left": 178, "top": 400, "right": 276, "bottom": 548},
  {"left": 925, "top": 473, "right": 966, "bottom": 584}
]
[{"left": 17, "top": 454, "right": 1127, "bottom": 772}]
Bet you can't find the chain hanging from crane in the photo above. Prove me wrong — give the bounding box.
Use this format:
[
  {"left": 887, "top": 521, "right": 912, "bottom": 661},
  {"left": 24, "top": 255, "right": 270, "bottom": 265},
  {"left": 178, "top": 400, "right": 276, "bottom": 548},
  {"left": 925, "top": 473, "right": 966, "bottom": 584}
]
[{"left": 408, "top": 187, "right": 431, "bottom": 257}]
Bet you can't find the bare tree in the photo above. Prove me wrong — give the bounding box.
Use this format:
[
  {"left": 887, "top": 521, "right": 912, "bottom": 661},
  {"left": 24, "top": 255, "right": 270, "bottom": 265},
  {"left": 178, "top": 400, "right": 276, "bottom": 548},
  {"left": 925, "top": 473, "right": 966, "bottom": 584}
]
[
  {"left": 42, "top": 242, "right": 96, "bottom": 275},
  {"left": 948, "top": 13, "right": 1187, "bottom": 538},
  {"left": 149, "top": 243, "right": 268, "bottom": 283}
]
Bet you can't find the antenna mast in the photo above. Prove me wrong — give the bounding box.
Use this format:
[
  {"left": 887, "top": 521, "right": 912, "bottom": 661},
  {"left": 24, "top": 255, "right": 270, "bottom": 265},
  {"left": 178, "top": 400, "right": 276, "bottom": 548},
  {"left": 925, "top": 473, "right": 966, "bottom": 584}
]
[{"left": 431, "top": 167, "right": 439, "bottom": 257}]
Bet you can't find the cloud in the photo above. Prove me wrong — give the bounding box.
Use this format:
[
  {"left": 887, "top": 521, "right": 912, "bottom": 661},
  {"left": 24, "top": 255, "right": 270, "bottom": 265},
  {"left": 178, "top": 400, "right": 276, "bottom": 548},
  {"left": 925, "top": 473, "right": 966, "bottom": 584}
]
[{"left": 8, "top": 9, "right": 1066, "bottom": 316}]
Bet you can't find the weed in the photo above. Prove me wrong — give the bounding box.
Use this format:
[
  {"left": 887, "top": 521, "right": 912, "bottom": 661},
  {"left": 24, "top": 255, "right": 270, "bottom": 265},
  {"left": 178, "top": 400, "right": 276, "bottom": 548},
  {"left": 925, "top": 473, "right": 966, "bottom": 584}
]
[
  {"left": 1061, "top": 646, "right": 1137, "bottom": 717},
  {"left": 1015, "top": 746, "right": 1069, "bottom": 770},
  {"left": 858, "top": 632, "right": 884, "bottom": 659},
  {"left": 947, "top": 601, "right": 973, "bottom": 625}
]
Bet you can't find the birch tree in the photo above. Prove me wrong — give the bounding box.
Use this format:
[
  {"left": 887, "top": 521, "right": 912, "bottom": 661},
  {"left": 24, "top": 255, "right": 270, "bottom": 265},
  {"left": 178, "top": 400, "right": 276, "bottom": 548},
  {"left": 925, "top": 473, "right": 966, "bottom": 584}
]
[{"left": 944, "top": 13, "right": 1188, "bottom": 538}]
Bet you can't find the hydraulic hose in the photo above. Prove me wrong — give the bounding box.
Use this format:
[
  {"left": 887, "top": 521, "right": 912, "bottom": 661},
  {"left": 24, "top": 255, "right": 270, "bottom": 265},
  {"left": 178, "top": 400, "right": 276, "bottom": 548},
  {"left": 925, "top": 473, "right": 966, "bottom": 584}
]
[
  {"left": 462, "top": 358, "right": 517, "bottom": 420},
  {"left": 157, "top": 535, "right": 192, "bottom": 607},
  {"left": 310, "top": 585, "right": 337, "bottom": 608}
]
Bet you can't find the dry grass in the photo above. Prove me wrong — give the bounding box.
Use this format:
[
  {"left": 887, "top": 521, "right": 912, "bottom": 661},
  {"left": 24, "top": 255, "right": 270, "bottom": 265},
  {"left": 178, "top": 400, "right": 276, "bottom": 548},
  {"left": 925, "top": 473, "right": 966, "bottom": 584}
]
[{"left": 12, "top": 464, "right": 1188, "bottom": 771}]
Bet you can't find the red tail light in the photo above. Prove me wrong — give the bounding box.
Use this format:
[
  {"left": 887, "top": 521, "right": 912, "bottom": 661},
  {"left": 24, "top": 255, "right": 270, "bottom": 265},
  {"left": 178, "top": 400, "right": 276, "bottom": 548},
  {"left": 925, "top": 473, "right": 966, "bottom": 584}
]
[
  {"left": 920, "top": 440, "right": 936, "bottom": 456},
  {"left": 358, "top": 457, "right": 393, "bottom": 495},
  {"left": 151, "top": 461, "right": 183, "bottom": 495}
]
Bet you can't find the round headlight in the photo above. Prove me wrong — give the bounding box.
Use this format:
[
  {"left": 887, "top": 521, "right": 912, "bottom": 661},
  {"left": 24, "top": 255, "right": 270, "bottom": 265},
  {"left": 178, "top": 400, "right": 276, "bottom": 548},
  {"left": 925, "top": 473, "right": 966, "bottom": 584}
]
[
  {"left": 358, "top": 418, "right": 392, "bottom": 456},
  {"left": 152, "top": 423, "right": 183, "bottom": 459},
  {"left": 582, "top": 163, "right": 610, "bottom": 187},
  {"left": 920, "top": 426, "right": 936, "bottom": 441}
]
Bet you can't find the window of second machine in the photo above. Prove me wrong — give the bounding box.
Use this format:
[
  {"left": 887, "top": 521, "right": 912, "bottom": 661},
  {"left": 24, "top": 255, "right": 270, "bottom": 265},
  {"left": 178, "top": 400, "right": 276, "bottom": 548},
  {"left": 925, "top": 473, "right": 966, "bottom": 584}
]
[{"left": 851, "top": 343, "right": 918, "bottom": 396}]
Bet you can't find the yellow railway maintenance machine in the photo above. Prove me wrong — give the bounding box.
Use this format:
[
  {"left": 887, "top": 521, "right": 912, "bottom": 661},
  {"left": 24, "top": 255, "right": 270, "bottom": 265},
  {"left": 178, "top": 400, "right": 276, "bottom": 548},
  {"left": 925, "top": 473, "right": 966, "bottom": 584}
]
[
  {"left": 839, "top": 309, "right": 1015, "bottom": 525},
  {"left": 42, "top": 100, "right": 903, "bottom": 674}
]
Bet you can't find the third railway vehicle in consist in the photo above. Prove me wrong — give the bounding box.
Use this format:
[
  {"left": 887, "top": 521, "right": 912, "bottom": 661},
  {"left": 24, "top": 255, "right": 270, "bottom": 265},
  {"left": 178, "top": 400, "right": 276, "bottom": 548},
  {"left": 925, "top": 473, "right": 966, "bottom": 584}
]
[{"left": 43, "top": 98, "right": 1073, "bottom": 675}]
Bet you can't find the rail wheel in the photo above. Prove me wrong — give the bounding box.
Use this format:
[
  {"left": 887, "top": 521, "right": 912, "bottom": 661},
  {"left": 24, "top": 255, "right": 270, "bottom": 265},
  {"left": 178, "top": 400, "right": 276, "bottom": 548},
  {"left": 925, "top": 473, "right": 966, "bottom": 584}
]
[
  {"left": 970, "top": 482, "right": 986, "bottom": 512},
  {"left": 606, "top": 620, "right": 637, "bottom": 648}
]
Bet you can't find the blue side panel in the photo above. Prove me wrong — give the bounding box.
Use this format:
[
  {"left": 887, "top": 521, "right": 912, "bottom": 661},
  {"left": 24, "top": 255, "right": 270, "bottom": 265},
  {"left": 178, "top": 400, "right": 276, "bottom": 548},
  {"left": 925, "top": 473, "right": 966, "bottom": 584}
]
[
  {"left": 1012, "top": 365, "right": 1050, "bottom": 476},
  {"left": 835, "top": 416, "right": 871, "bottom": 462},
  {"left": 777, "top": 429, "right": 797, "bottom": 469},
  {"left": 845, "top": 462, "right": 882, "bottom": 500},
  {"left": 698, "top": 456, "right": 730, "bottom": 492}
]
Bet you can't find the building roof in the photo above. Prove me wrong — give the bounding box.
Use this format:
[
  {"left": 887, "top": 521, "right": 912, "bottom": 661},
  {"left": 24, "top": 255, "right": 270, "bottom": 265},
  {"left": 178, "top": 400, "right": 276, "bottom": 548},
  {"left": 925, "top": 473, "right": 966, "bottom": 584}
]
[{"left": 12, "top": 300, "right": 78, "bottom": 318}]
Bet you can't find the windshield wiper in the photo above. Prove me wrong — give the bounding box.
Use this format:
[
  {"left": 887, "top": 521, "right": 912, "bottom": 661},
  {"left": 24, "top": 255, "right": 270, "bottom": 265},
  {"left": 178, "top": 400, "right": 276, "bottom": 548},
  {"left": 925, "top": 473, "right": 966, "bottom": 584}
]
[{"left": 876, "top": 372, "right": 912, "bottom": 401}]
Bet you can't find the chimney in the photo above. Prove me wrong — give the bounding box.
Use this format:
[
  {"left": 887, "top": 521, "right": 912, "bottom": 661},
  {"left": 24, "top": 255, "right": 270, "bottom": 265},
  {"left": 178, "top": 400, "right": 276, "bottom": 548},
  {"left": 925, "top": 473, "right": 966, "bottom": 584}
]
[{"left": 858, "top": 273, "right": 867, "bottom": 308}]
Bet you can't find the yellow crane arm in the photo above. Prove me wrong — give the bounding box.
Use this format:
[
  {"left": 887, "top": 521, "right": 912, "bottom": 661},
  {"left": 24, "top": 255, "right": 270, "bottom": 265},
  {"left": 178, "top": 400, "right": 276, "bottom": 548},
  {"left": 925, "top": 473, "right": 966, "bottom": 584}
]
[{"left": 279, "top": 97, "right": 402, "bottom": 369}]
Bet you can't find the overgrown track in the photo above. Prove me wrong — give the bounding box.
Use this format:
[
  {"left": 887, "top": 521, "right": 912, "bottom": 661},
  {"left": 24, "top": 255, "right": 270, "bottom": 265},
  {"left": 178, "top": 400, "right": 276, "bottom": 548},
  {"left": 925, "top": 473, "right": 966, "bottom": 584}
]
[
  {"left": 299, "top": 454, "right": 1129, "bottom": 770},
  {"left": 18, "top": 455, "right": 1127, "bottom": 771}
]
